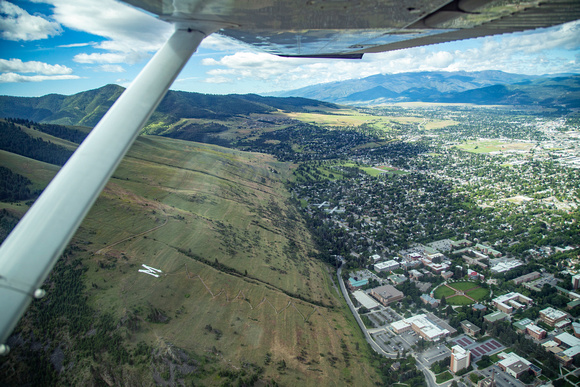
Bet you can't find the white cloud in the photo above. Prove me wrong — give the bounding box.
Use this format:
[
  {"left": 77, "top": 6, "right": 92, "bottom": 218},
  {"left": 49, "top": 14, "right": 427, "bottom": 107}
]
[
  {"left": 58, "top": 42, "right": 95, "bottom": 48},
  {"left": 34, "top": 0, "right": 172, "bottom": 64},
  {"left": 0, "top": 1, "right": 62, "bottom": 41},
  {"left": 98, "top": 64, "right": 125, "bottom": 73},
  {"left": 0, "top": 72, "right": 80, "bottom": 83},
  {"left": 0, "top": 58, "right": 73, "bottom": 75},
  {"left": 199, "top": 20, "right": 580, "bottom": 93},
  {"left": 74, "top": 51, "right": 146, "bottom": 65}
]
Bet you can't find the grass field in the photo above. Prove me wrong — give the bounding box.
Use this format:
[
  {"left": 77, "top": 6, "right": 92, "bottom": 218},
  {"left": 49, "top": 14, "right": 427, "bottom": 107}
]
[
  {"left": 455, "top": 140, "right": 534, "bottom": 154},
  {"left": 449, "top": 282, "right": 478, "bottom": 291},
  {"left": 3, "top": 131, "right": 381, "bottom": 385},
  {"left": 434, "top": 286, "right": 456, "bottom": 299},
  {"left": 433, "top": 282, "right": 489, "bottom": 304},
  {"left": 282, "top": 110, "right": 457, "bottom": 132},
  {"left": 468, "top": 287, "right": 490, "bottom": 301},
  {"left": 446, "top": 295, "right": 474, "bottom": 305},
  {"left": 435, "top": 371, "right": 453, "bottom": 383}
]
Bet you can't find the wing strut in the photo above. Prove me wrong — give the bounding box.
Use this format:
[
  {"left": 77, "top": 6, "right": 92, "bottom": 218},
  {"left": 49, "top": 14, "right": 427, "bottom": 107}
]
[{"left": 0, "top": 22, "right": 221, "bottom": 353}]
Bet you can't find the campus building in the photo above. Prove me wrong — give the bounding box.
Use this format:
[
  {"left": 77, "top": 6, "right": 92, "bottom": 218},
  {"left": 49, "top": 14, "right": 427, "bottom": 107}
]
[
  {"left": 573, "top": 274, "right": 580, "bottom": 290},
  {"left": 370, "top": 284, "right": 404, "bottom": 306},
  {"left": 450, "top": 345, "right": 471, "bottom": 373},
  {"left": 497, "top": 352, "right": 532, "bottom": 380},
  {"left": 492, "top": 292, "right": 532, "bottom": 314},
  {"left": 461, "top": 320, "right": 481, "bottom": 337},
  {"left": 539, "top": 307, "right": 569, "bottom": 327},
  {"left": 390, "top": 313, "right": 455, "bottom": 341},
  {"left": 375, "top": 259, "right": 399, "bottom": 272}
]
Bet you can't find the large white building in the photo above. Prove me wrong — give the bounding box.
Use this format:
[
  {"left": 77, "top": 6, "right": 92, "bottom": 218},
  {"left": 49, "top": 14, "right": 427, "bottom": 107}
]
[
  {"left": 391, "top": 314, "right": 451, "bottom": 341},
  {"left": 375, "top": 259, "right": 399, "bottom": 272},
  {"left": 450, "top": 345, "right": 471, "bottom": 373}
]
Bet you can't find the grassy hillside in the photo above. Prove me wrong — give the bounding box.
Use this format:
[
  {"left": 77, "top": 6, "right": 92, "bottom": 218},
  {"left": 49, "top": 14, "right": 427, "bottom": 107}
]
[{"left": 1, "top": 131, "right": 380, "bottom": 385}]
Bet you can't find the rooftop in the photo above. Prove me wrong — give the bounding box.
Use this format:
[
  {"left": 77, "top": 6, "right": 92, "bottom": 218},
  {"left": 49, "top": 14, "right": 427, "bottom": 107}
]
[{"left": 540, "top": 306, "right": 568, "bottom": 320}]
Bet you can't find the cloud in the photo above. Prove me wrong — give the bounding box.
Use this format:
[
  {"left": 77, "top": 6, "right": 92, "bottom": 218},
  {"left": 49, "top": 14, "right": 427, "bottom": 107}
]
[
  {"left": 74, "top": 51, "right": 146, "bottom": 65},
  {"left": 58, "top": 42, "right": 95, "bottom": 48},
  {"left": 34, "top": 0, "right": 172, "bottom": 64},
  {"left": 0, "top": 72, "right": 80, "bottom": 83},
  {"left": 98, "top": 64, "right": 125, "bottom": 73},
  {"left": 0, "top": 1, "right": 62, "bottom": 41},
  {"left": 0, "top": 58, "right": 73, "bottom": 75},
  {"left": 200, "top": 20, "right": 580, "bottom": 93}
]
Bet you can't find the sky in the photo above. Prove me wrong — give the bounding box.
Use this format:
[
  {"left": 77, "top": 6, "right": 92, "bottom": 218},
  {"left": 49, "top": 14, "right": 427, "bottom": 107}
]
[{"left": 0, "top": 0, "right": 579, "bottom": 98}]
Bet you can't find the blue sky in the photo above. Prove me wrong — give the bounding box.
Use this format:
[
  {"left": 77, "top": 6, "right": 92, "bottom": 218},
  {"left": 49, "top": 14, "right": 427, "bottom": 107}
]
[{"left": 1, "top": 0, "right": 579, "bottom": 97}]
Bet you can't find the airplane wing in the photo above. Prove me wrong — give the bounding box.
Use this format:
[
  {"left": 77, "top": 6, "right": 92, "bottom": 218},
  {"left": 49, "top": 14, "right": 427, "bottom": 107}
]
[
  {"left": 1, "top": 0, "right": 579, "bottom": 353},
  {"left": 122, "top": 0, "right": 580, "bottom": 58}
]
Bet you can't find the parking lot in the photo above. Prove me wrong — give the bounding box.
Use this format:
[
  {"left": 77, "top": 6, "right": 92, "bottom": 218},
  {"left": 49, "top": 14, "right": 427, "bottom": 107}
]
[{"left": 450, "top": 335, "right": 505, "bottom": 360}]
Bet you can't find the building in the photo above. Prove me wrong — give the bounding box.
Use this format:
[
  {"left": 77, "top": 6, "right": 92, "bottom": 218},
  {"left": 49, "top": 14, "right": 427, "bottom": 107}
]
[
  {"left": 526, "top": 323, "right": 547, "bottom": 340},
  {"left": 539, "top": 307, "right": 569, "bottom": 327},
  {"left": 391, "top": 313, "right": 453, "bottom": 341},
  {"left": 554, "top": 332, "right": 580, "bottom": 365},
  {"left": 492, "top": 292, "right": 532, "bottom": 314},
  {"left": 420, "top": 294, "right": 439, "bottom": 308},
  {"left": 388, "top": 273, "right": 407, "bottom": 285},
  {"left": 461, "top": 320, "right": 481, "bottom": 337},
  {"left": 513, "top": 318, "right": 533, "bottom": 333},
  {"left": 371, "top": 254, "right": 382, "bottom": 262},
  {"left": 450, "top": 345, "right": 471, "bottom": 373},
  {"left": 347, "top": 277, "right": 368, "bottom": 290},
  {"left": 512, "top": 271, "right": 541, "bottom": 285},
  {"left": 352, "top": 290, "right": 380, "bottom": 310},
  {"left": 497, "top": 352, "right": 531, "bottom": 380},
  {"left": 490, "top": 260, "right": 523, "bottom": 274},
  {"left": 391, "top": 320, "right": 412, "bottom": 334},
  {"left": 409, "top": 269, "right": 423, "bottom": 280},
  {"left": 573, "top": 322, "right": 580, "bottom": 338},
  {"left": 375, "top": 259, "right": 399, "bottom": 272},
  {"left": 370, "top": 284, "right": 404, "bottom": 306},
  {"left": 573, "top": 274, "right": 580, "bottom": 290},
  {"left": 475, "top": 243, "right": 502, "bottom": 257},
  {"left": 484, "top": 311, "right": 509, "bottom": 323},
  {"left": 473, "top": 303, "right": 487, "bottom": 312}
]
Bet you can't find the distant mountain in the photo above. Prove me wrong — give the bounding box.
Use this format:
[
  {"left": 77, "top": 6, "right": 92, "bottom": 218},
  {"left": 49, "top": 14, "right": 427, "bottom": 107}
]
[
  {"left": 0, "top": 85, "right": 339, "bottom": 128},
  {"left": 271, "top": 71, "right": 580, "bottom": 108}
]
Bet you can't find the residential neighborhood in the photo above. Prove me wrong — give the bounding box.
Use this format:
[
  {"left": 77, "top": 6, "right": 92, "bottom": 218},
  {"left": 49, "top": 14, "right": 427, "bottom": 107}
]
[{"left": 290, "top": 107, "right": 580, "bottom": 386}]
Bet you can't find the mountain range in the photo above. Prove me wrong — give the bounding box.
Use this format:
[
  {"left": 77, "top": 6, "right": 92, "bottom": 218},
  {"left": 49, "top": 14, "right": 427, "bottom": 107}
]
[
  {"left": 0, "top": 85, "right": 338, "bottom": 127},
  {"left": 271, "top": 70, "right": 580, "bottom": 108}
]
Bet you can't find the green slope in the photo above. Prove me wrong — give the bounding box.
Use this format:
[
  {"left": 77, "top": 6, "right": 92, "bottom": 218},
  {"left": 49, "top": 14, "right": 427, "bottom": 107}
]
[
  {"left": 0, "top": 132, "right": 379, "bottom": 386},
  {"left": 0, "top": 85, "right": 339, "bottom": 129}
]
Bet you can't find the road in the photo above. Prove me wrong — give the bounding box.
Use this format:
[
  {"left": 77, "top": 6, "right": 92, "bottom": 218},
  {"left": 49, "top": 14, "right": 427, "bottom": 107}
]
[{"left": 336, "top": 264, "right": 439, "bottom": 387}]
